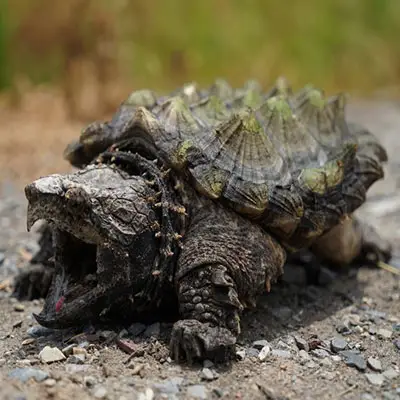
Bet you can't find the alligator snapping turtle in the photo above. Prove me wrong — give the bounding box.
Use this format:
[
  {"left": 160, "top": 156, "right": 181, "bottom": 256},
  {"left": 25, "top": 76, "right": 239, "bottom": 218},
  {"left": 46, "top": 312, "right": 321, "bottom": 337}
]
[{"left": 15, "top": 78, "right": 391, "bottom": 362}]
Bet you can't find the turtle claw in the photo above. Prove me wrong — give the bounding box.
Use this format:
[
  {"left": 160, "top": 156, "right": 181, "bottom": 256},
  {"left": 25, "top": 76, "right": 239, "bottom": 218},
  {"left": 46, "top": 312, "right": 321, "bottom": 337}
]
[{"left": 170, "top": 319, "right": 236, "bottom": 364}]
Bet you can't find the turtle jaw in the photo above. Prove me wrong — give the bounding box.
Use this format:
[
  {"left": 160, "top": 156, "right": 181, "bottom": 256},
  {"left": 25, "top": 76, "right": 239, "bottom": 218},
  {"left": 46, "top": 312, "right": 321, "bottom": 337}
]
[{"left": 24, "top": 177, "right": 108, "bottom": 328}]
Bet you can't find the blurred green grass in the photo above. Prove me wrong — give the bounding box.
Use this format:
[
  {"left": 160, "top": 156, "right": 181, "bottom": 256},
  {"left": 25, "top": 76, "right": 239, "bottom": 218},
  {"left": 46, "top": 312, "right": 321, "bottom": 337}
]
[{"left": 1, "top": 0, "right": 400, "bottom": 95}]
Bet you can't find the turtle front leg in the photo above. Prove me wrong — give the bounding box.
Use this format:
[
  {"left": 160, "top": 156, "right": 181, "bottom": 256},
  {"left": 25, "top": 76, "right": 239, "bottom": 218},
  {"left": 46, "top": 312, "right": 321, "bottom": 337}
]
[
  {"left": 310, "top": 217, "right": 392, "bottom": 266},
  {"left": 170, "top": 204, "right": 286, "bottom": 363}
]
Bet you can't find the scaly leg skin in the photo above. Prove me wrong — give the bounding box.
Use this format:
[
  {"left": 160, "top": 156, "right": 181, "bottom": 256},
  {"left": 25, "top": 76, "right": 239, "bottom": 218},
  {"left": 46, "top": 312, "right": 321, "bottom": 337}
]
[
  {"left": 170, "top": 203, "right": 286, "bottom": 363},
  {"left": 310, "top": 216, "right": 392, "bottom": 267},
  {"left": 13, "top": 223, "right": 55, "bottom": 300}
]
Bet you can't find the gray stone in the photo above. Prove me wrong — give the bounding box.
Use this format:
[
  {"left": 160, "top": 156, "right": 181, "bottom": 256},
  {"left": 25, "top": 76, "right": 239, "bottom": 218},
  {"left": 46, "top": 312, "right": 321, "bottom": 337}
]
[
  {"left": 39, "top": 346, "right": 66, "bottom": 363},
  {"left": 246, "top": 348, "right": 259, "bottom": 358},
  {"left": 252, "top": 339, "right": 270, "bottom": 350},
  {"left": 67, "top": 355, "right": 85, "bottom": 364},
  {"left": 394, "top": 339, "right": 400, "bottom": 351},
  {"left": 383, "top": 368, "right": 399, "bottom": 380},
  {"left": 367, "top": 357, "right": 382, "bottom": 372},
  {"left": 377, "top": 328, "right": 393, "bottom": 339},
  {"left": 187, "top": 385, "right": 207, "bottom": 399},
  {"left": 8, "top": 367, "right": 49, "bottom": 383},
  {"left": 271, "top": 349, "right": 291, "bottom": 359},
  {"left": 143, "top": 322, "right": 160, "bottom": 338},
  {"left": 342, "top": 351, "right": 367, "bottom": 371},
  {"left": 294, "top": 336, "right": 309, "bottom": 352},
  {"left": 331, "top": 337, "right": 347, "bottom": 353},
  {"left": 128, "top": 323, "right": 146, "bottom": 337},
  {"left": 258, "top": 345, "right": 271, "bottom": 362},
  {"left": 361, "top": 394, "right": 374, "bottom": 400},
  {"left": 365, "top": 373, "right": 384, "bottom": 386},
  {"left": 298, "top": 350, "right": 310, "bottom": 361},
  {"left": 153, "top": 381, "right": 180, "bottom": 395},
  {"left": 27, "top": 325, "right": 54, "bottom": 338},
  {"left": 200, "top": 367, "right": 215, "bottom": 381},
  {"left": 203, "top": 359, "right": 214, "bottom": 368},
  {"left": 84, "top": 375, "right": 97, "bottom": 387},
  {"left": 61, "top": 344, "right": 75, "bottom": 356},
  {"left": 14, "top": 303, "right": 25, "bottom": 312},
  {"left": 65, "top": 364, "right": 89, "bottom": 374},
  {"left": 311, "top": 349, "right": 330, "bottom": 359},
  {"left": 236, "top": 349, "right": 246, "bottom": 360},
  {"left": 368, "top": 326, "right": 377, "bottom": 335},
  {"left": 44, "top": 378, "right": 56, "bottom": 387},
  {"left": 93, "top": 386, "right": 108, "bottom": 399}
]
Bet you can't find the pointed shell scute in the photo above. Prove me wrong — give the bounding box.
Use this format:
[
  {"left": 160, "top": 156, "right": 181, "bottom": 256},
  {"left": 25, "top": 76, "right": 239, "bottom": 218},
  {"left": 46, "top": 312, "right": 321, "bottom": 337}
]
[
  {"left": 293, "top": 87, "right": 350, "bottom": 149},
  {"left": 130, "top": 107, "right": 161, "bottom": 134},
  {"left": 259, "top": 96, "right": 327, "bottom": 170},
  {"left": 191, "top": 95, "right": 230, "bottom": 123},
  {"left": 157, "top": 96, "right": 203, "bottom": 135},
  {"left": 210, "top": 78, "right": 234, "bottom": 101},
  {"left": 124, "top": 89, "right": 158, "bottom": 108}
]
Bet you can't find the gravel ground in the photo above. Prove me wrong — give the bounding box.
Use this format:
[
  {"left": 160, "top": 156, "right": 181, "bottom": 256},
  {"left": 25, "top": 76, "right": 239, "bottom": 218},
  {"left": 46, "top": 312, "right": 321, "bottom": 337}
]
[{"left": 0, "top": 99, "right": 399, "bottom": 400}]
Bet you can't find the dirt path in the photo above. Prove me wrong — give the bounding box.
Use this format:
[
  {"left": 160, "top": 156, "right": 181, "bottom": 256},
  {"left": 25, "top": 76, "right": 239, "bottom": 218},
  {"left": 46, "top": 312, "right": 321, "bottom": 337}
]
[{"left": 0, "top": 99, "right": 399, "bottom": 400}]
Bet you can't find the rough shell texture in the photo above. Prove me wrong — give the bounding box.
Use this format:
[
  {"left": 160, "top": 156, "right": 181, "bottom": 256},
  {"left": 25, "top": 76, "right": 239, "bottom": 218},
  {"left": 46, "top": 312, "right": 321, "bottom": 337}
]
[{"left": 64, "top": 78, "right": 387, "bottom": 249}]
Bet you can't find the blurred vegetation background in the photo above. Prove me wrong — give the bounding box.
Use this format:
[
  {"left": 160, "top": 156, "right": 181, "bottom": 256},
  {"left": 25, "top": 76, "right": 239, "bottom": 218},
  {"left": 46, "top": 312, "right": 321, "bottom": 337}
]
[{"left": 1, "top": 0, "right": 400, "bottom": 119}]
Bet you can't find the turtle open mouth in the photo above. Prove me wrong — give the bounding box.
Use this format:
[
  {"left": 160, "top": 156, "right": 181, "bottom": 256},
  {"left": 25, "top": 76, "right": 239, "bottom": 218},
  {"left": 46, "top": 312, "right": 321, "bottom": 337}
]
[{"left": 25, "top": 179, "right": 117, "bottom": 328}]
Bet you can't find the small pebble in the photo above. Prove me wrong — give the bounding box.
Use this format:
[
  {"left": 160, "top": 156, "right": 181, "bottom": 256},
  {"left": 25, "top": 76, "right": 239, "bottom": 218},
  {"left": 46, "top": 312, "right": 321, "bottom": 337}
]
[
  {"left": 367, "top": 357, "right": 382, "bottom": 372},
  {"left": 16, "top": 360, "right": 31, "bottom": 367},
  {"left": 187, "top": 385, "right": 208, "bottom": 399},
  {"left": 368, "top": 326, "right": 377, "bottom": 335},
  {"left": 377, "top": 328, "right": 392, "bottom": 339},
  {"left": 93, "top": 386, "right": 108, "bottom": 399},
  {"left": 294, "top": 336, "right": 309, "bottom": 352},
  {"left": 67, "top": 355, "right": 85, "bottom": 364},
  {"left": 319, "top": 358, "right": 332, "bottom": 367},
  {"left": 252, "top": 339, "right": 270, "bottom": 350},
  {"left": 65, "top": 364, "right": 89, "bottom": 374},
  {"left": 343, "top": 352, "right": 367, "bottom": 371},
  {"left": 311, "top": 349, "right": 330, "bottom": 359},
  {"left": 271, "top": 349, "right": 291, "bottom": 359},
  {"left": 203, "top": 359, "right": 214, "bottom": 368},
  {"left": 27, "top": 325, "right": 53, "bottom": 338},
  {"left": 365, "top": 373, "right": 384, "bottom": 386},
  {"left": 383, "top": 368, "right": 399, "bottom": 380},
  {"left": 14, "top": 303, "right": 25, "bottom": 312},
  {"left": 236, "top": 350, "right": 246, "bottom": 360},
  {"left": 84, "top": 375, "right": 97, "bottom": 387},
  {"left": 39, "top": 346, "right": 66, "bottom": 363},
  {"left": 354, "top": 326, "right": 364, "bottom": 334},
  {"left": 246, "top": 348, "right": 259, "bottom": 358},
  {"left": 331, "top": 337, "right": 347, "bottom": 353},
  {"left": 44, "top": 378, "right": 56, "bottom": 387},
  {"left": 21, "top": 338, "right": 35, "bottom": 346},
  {"left": 153, "top": 380, "right": 180, "bottom": 395},
  {"left": 200, "top": 368, "right": 215, "bottom": 381},
  {"left": 61, "top": 344, "right": 75, "bottom": 356},
  {"left": 394, "top": 339, "right": 400, "bottom": 351},
  {"left": 348, "top": 314, "right": 361, "bottom": 326},
  {"left": 331, "top": 355, "right": 342, "bottom": 362},
  {"left": 258, "top": 345, "right": 271, "bottom": 362},
  {"left": 8, "top": 367, "right": 49, "bottom": 383},
  {"left": 298, "top": 350, "right": 310, "bottom": 361}
]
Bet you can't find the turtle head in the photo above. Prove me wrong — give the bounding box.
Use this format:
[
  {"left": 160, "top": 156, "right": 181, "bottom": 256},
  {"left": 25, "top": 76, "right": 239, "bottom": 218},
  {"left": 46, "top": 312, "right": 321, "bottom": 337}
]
[{"left": 25, "top": 164, "right": 160, "bottom": 328}]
